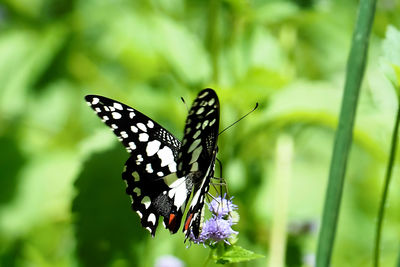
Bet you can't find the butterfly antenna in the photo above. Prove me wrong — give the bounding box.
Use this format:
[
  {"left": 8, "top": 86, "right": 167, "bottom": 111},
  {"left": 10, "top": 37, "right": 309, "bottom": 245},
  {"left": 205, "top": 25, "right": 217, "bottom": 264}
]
[
  {"left": 219, "top": 102, "right": 258, "bottom": 135},
  {"left": 181, "top": 97, "right": 189, "bottom": 112}
]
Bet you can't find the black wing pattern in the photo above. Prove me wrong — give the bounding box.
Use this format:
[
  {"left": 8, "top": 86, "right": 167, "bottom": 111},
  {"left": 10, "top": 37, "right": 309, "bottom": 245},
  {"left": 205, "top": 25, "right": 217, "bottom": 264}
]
[
  {"left": 85, "top": 95, "right": 190, "bottom": 236},
  {"left": 84, "top": 88, "right": 220, "bottom": 239},
  {"left": 177, "top": 89, "right": 220, "bottom": 238}
]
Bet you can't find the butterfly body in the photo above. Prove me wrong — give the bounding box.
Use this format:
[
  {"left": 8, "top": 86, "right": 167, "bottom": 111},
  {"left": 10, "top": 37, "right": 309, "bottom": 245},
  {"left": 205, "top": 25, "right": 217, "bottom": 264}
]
[{"left": 85, "top": 89, "right": 220, "bottom": 239}]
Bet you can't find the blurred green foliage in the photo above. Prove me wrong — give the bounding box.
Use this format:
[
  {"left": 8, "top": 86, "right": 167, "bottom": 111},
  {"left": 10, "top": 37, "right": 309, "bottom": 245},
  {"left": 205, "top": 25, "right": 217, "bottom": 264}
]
[{"left": 0, "top": 0, "right": 400, "bottom": 266}]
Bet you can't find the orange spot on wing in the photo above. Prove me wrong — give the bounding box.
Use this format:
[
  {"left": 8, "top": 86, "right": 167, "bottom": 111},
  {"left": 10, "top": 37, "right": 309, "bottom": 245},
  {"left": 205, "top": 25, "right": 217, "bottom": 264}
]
[
  {"left": 168, "top": 214, "right": 176, "bottom": 225},
  {"left": 184, "top": 213, "right": 194, "bottom": 231}
]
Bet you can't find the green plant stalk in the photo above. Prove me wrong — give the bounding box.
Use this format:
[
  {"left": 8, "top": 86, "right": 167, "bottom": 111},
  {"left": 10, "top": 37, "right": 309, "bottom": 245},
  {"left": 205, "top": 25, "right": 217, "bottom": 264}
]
[
  {"left": 315, "top": 0, "right": 377, "bottom": 266},
  {"left": 373, "top": 103, "right": 400, "bottom": 267}
]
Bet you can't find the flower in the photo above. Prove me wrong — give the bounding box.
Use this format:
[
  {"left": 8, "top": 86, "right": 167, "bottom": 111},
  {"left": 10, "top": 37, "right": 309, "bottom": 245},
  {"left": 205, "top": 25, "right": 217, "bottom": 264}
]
[
  {"left": 190, "top": 194, "right": 239, "bottom": 245},
  {"left": 155, "top": 255, "right": 185, "bottom": 267},
  {"left": 208, "top": 194, "right": 237, "bottom": 218}
]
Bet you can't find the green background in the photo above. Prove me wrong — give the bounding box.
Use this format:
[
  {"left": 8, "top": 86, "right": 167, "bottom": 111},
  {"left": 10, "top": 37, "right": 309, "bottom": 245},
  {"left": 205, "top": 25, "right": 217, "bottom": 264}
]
[{"left": 0, "top": 0, "right": 399, "bottom": 266}]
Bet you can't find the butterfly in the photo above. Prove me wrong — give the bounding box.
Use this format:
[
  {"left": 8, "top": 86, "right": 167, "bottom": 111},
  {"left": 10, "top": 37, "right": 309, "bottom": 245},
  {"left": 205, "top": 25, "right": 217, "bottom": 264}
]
[{"left": 85, "top": 88, "right": 220, "bottom": 239}]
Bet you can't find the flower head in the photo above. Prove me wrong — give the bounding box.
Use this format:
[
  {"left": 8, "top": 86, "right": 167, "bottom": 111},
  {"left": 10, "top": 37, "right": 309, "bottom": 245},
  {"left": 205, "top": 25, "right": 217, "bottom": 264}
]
[
  {"left": 190, "top": 194, "right": 239, "bottom": 245},
  {"left": 209, "top": 194, "right": 237, "bottom": 218}
]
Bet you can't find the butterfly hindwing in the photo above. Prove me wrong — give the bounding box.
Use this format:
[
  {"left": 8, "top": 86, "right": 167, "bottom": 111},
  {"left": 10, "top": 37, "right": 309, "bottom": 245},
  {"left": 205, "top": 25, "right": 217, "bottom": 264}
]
[{"left": 85, "top": 95, "right": 190, "bottom": 236}]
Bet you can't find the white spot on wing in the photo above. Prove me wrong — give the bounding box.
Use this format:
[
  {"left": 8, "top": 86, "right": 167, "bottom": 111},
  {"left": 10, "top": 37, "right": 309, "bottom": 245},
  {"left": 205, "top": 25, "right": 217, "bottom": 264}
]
[
  {"left": 113, "top": 103, "right": 123, "bottom": 110},
  {"left": 202, "top": 120, "right": 209, "bottom": 129},
  {"left": 157, "top": 171, "right": 164, "bottom": 177},
  {"left": 136, "top": 210, "right": 143, "bottom": 218},
  {"left": 193, "top": 130, "right": 201, "bottom": 139},
  {"left": 132, "top": 171, "right": 140, "bottom": 181},
  {"left": 129, "top": 142, "right": 136, "bottom": 150},
  {"left": 129, "top": 112, "right": 135, "bottom": 118},
  {"left": 136, "top": 155, "right": 143, "bottom": 165},
  {"left": 148, "top": 213, "right": 156, "bottom": 224},
  {"left": 141, "top": 196, "right": 151, "bottom": 209},
  {"left": 168, "top": 163, "right": 177, "bottom": 173},
  {"left": 120, "top": 131, "right": 128, "bottom": 138},
  {"left": 208, "top": 98, "right": 215, "bottom": 106},
  {"left": 95, "top": 107, "right": 101, "bottom": 113},
  {"left": 146, "top": 140, "right": 161, "bottom": 156},
  {"left": 190, "top": 162, "right": 199, "bottom": 172},
  {"left": 146, "top": 163, "right": 153, "bottom": 173},
  {"left": 196, "top": 107, "right": 205, "bottom": 115},
  {"left": 131, "top": 125, "right": 138, "bottom": 133},
  {"left": 139, "top": 133, "right": 149, "bottom": 142},
  {"left": 111, "top": 124, "right": 118, "bottom": 129},
  {"left": 137, "top": 123, "right": 147, "bottom": 132},
  {"left": 190, "top": 177, "right": 207, "bottom": 209},
  {"left": 198, "top": 91, "right": 209, "bottom": 98},
  {"left": 209, "top": 118, "right": 216, "bottom": 126},
  {"left": 168, "top": 178, "right": 188, "bottom": 209},
  {"left": 189, "top": 146, "right": 203, "bottom": 164},
  {"left": 206, "top": 109, "right": 214, "bottom": 116},
  {"left": 91, "top": 97, "right": 99, "bottom": 104},
  {"left": 147, "top": 120, "right": 154, "bottom": 128},
  {"left": 157, "top": 146, "right": 174, "bottom": 167},
  {"left": 133, "top": 187, "right": 141, "bottom": 196},
  {"left": 188, "top": 139, "right": 201, "bottom": 153},
  {"left": 112, "top": 112, "right": 122, "bottom": 119}
]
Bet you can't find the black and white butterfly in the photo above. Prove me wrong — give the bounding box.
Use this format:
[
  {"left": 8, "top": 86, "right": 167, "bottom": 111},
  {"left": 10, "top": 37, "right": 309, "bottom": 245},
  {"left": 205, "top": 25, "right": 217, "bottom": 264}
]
[{"left": 85, "top": 88, "right": 220, "bottom": 239}]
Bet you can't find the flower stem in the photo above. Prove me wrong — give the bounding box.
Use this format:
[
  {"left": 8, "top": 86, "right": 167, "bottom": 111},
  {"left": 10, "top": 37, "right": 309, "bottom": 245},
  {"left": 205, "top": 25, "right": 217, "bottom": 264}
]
[{"left": 373, "top": 103, "right": 400, "bottom": 267}]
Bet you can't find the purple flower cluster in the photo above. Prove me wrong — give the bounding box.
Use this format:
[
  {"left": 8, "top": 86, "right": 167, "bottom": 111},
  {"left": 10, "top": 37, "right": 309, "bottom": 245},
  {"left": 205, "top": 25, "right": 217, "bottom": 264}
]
[
  {"left": 209, "top": 195, "right": 237, "bottom": 217},
  {"left": 190, "top": 195, "right": 238, "bottom": 245}
]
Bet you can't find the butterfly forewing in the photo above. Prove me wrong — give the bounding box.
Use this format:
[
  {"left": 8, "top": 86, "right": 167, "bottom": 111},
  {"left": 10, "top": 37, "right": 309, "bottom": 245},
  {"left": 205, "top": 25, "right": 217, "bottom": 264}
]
[
  {"left": 85, "top": 95, "right": 180, "bottom": 155},
  {"left": 85, "top": 95, "right": 190, "bottom": 236},
  {"left": 176, "top": 89, "right": 220, "bottom": 238}
]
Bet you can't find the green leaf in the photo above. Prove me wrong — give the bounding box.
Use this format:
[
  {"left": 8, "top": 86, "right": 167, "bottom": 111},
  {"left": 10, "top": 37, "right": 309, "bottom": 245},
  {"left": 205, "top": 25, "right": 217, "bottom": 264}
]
[{"left": 212, "top": 244, "right": 264, "bottom": 264}]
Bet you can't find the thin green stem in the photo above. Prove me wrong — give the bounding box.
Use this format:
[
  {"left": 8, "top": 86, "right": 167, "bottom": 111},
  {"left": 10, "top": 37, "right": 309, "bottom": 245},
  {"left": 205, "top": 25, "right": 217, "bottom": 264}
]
[
  {"left": 373, "top": 104, "right": 400, "bottom": 267},
  {"left": 315, "top": 0, "right": 377, "bottom": 266}
]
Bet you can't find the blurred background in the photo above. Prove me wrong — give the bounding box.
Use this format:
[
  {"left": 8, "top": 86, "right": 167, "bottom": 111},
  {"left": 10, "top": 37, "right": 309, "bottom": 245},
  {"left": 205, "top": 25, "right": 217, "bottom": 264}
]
[{"left": 0, "top": 0, "right": 400, "bottom": 266}]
